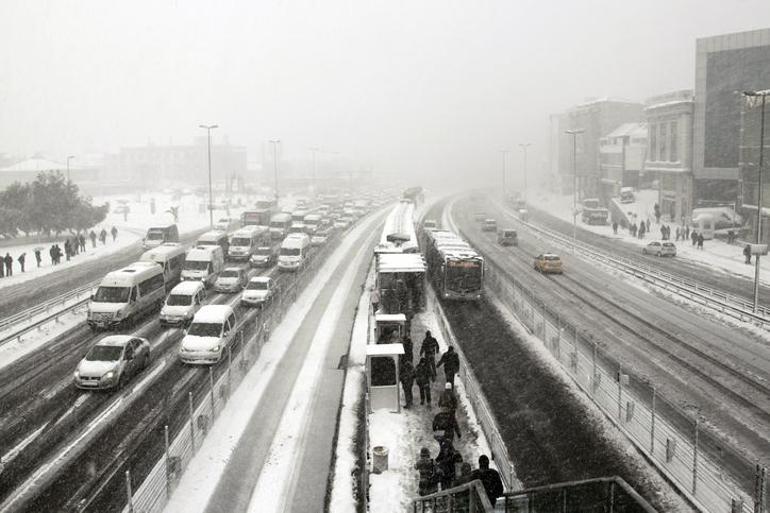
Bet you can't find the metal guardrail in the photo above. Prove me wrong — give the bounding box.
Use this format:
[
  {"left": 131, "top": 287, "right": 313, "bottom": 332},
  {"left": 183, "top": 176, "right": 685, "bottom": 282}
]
[
  {"left": 505, "top": 204, "right": 770, "bottom": 329},
  {"left": 0, "top": 280, "right": 98, "bottom": 347},
  {"left": 413, "top": 479, "right": 494, "bottom": 513}
]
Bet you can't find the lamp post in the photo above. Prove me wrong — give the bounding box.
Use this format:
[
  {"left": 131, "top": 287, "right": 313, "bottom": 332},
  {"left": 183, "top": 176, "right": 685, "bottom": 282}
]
[
  {"left": 565, "top": 129, "right": 585, "bottom": 251},
  {"left": 269, "top": 139, "right": 281, "bottom": 202},
  {"left": 744, "top": 91, "right": 768, "bottom": 313},
  {"left": 199, "top": 124, "right": 218, "bottom": 228},
  {"left": 500, "top": 150, "right": 511, "bottom": 197},
  {"left": 519, "top": 143, "right": 531, "bottom": 204},
  {"left": 66, "top": 155, "right": 75, "bottom": 182}
]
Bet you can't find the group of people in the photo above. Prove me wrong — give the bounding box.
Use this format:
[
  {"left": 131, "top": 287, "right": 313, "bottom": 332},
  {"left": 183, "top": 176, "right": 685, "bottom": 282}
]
[
  {"left": 0, "top": 226, "right": 118, "bottom": 278},
  {"left": 415, "top": 450, "right": 503, "bottom": 505},
  {"left": 398, "top": 331, "right": 460, "bottom": 410}
]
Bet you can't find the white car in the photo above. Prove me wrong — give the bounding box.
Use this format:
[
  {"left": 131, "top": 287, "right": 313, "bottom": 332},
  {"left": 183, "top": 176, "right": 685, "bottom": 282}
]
[
  {"left": 214, "top": 267, "right": 248, "bottom": 293},
  {"left": 160, "top": 281, "right": 206, "bottom": 328},
  {"left": 179, "top": 305, "right": 237, "bottom": 365},
  {"left": 334, "top": 217, "right": 351, "bottom": 229},
  {"left": 642, "top": 241, "right": 677, "bottom": 257},
  {"left": 74, "top": 336, "right": 151, "bottom": 390},
  {"left": 241, "top": 276, "right": 273, "bottom": 307}
]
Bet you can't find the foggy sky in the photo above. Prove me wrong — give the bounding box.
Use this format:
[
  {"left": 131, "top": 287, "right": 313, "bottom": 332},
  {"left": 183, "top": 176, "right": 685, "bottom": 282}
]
[{"left": 1, "top": 0, "right": 769, "bottom": 187}]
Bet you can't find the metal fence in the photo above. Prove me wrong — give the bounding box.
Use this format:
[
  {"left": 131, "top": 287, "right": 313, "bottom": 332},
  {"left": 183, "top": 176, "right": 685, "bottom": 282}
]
[
  {"left": 413, "top": 479, "right": 494, "bottom": 513},
  {"left": 482, "top": 256, "right": 767, "bottom": 513},
  {"left": 119, "top": 233, "right": 342, "bottom": 513}
]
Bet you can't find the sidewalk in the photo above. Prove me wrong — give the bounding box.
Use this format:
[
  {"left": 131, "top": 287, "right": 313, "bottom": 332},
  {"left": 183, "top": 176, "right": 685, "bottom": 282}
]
[{"left": 529, "top": 189, "right": 770, "bottom": 286}]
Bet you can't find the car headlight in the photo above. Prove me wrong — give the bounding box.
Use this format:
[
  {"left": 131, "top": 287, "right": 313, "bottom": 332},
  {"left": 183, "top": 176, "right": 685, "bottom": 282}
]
[
  {"left": 114, "top": 310, "right": 123, "bottom": 320},
  {"left": 74, "top": 370, "right": 80, "bottom": 378},
  {"left": 211, "top": 345, "right": 221, "bottom": 352},
  {"left": 103, "top": 370, "right": 115, "bottom": 380}
]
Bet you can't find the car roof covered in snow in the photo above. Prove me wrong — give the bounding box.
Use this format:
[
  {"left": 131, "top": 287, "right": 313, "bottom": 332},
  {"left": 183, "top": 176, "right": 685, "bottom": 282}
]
[
  {"left": 377, "top": 253, "right": 426, "bottom": 274},
  {"left": 97, "top": 335, "right": 133, "bottom": 347},
  {"left": 193, "top": 305, "right": 234, "bottom": 323},
  {"left": 169, "top": 281, "right": 205, "bottom": 295},
  {"left": 249, "top": 276, "right": 271, "bottom": 283}
]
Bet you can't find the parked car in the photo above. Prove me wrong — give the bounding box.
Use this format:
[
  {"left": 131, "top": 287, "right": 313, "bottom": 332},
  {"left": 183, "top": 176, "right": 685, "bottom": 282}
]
[
  {"left": 642, "top": 241, "right": 677, "bottom": 257},
  {"left": 74, "top": 335, "right": 151, "bottom": 390},
  {"left": 534, "top": 253, "right": 563, "bottom": 274},
  {"left": 213, "top": 267, "right": 249, "bottom": 293},
  {"left": 240, "top": 276, "right": 274, "bottom": 307}
]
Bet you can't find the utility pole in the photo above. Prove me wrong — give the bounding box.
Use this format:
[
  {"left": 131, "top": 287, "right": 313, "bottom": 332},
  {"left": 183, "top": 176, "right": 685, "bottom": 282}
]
[
  {"left": 500, "top": 150, "right": 511, "bottom": 197},
  {"left": 565, "top": 129, "right": 585, "bottom": 251},
  {"left": 199, "top": 124, "right": 218, "bottom": 228},
  {"left": 519, "top": 143, "right": 531, "bottom": 204},
  {"left": 66, "top": 155, "right": 75, "bottom": 182},
  {"left": 744, "top": 91, "right": 768, "bottom": 313},
  {"left": 269, "top": 139, "right": 281, "bottom": 202}
]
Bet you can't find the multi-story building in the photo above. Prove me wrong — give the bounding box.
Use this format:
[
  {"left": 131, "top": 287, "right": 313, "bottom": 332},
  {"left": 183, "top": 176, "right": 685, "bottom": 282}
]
[
  {"left": 739, "top": 91, "right": 770, "bottom": 241},
  {"left": 553, "top": 98, "right": 643, "bottom": 200},
  {"left": 644, "top": 90, "right": 695, "bottom": 223},
  {"left": 598, "top": 122, "right": 647, "bottom": 204},
  {"left": 693, "top": 28, "right": 770, "bottom": 205}
]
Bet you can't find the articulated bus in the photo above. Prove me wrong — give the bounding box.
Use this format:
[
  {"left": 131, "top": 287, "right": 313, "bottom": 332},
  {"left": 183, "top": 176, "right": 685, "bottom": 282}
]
[{"left": 423, "top": 230, "right": 483, "bottom": 301}]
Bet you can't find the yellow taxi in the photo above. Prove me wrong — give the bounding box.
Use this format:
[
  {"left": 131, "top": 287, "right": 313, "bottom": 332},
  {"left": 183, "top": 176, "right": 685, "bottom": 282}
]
[{"left": 534, "top": 253, "right": 563, "bottom": 274}]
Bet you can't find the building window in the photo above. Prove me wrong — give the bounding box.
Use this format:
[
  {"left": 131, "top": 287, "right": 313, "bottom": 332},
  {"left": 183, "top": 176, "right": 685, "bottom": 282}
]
[
  {"left": 670, "top": 121, "right": 678, "bottom": 162},
  {"left": 649, "top": 123, "right": 657, "bottom": 161},
  {"left": 659, "top": 123, "right": 667, "bottom": 162}
]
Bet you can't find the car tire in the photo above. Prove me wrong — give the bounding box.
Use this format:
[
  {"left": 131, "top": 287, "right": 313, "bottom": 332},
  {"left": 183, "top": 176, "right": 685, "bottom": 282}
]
[{"left": 142, "top": 354, "right": 150, "bottom": 370}]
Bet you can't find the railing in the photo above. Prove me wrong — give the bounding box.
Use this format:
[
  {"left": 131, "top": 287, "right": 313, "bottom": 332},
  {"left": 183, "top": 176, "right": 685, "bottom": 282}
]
[
  {"left": 413, "top": 479, "right": 494, "bottom": 513},
  {"left": 505, "top": 203, "right": 770, "bottom": 328}
]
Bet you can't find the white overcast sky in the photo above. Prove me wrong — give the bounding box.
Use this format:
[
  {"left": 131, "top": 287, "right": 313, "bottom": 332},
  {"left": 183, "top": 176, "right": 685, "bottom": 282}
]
[{"left": 1, "top": 0, "right": 769, "bottom": 185}]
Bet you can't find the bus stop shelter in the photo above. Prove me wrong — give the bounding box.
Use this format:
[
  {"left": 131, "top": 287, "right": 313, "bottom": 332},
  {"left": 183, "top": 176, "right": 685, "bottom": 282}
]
[
  {"left": 376, "top": 253, "right": 426, "bottom": 313},
  {"left": 366, "top": 343, "right": 405, "bottom": 412}
]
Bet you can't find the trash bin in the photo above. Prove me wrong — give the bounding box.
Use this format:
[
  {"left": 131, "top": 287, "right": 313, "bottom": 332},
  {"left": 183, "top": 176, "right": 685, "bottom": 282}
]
[{"left": 372, "top": 446, "right": 389, "bottom": 474}]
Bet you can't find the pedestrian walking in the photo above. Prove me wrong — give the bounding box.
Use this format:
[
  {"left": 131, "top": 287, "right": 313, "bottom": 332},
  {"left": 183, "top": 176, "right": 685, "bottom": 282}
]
[
  {"left": 34, "top": 248, "right": 42, "bottom": 268},
  {"left": 660, "top": 225, "right": 666, "bottom": 240},
  {"left": 89, "top": 230, "right": 97, "bottom": 248},
  {"left": 49, "top": 245, "right": 56, "bottom": 266},
  {"left": 432, "top": 407, "right": 462, "bottom": 442},
  {"left": 420, "top": 330, "right": 440, "bottom": 381},
  {"left": 691, "top": 231, "right": 698, "bottom": 246},
  {"left": 4, "top": 253, "right": 13, "bottom": 276},
  {"left": 99, "top": 228, "right": 107, "bottom": 245},
  {"left": 79, "top": 233, "right": 86, "bottom": 252},
  {"left": 436, "top": 346, "right": 460, "bottom": 386},
  {"left": 675, "top": 227, "right": 680, "bottom": 241},
  {"left": 470, "top": 455, "right": 504, "bottom": 506},
  {"left": 64, "top": 239, "right": 71, "bottom": 261},
  {"left": 414, "top": 447, "right": 439, "bottom": 496},
  {"left": 111, "top": 226, "right": 118, "bottom": 242},
  {"left": 744, "top": 244, "right": 752, "bottom": 264},
  {"left": 697, "top": 233, "right": 704, "bottom": 250},
  {"left": 453, "top": 462, "right": 474, "bottom": 488},
  {"left": 646, "top": 219, "right": 651, "bottom": 233},
  {"left": 612, "top": 221, "right": 618, "bottom": 235},
  {"left": 17, "top": 252, "right": 25, "bottom": 272},
  {"left": 438, "top": 382, "right": 457, "bottom": 412},
  {"left": 0, "top": 258, "right": 4, "bottom": 278},
  {"left": 638, "top": 223, "right": 646, "bottom": 239},
  {"left": 435, "top": 438, "right": 457, "bottom": 490},
  {"left": 415, "top": 357, "right": 432, "bottom": 407},
  {"left": 402, "top": 335, "right": 414, "bottom": 363},
  {"left": 685, "top": 225, "right": 690, "bottom": 240},
  {"left": 400, "top": 359, "right": 415, "bottom": 409},
  {"left": 371, "top": 286, "right": 380, "bottom": 313}
]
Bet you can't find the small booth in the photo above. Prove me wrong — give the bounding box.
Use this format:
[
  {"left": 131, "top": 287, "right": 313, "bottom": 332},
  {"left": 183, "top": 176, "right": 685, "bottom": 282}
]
[
  {"left": 375, "top": 313, "right": 406, "bottom": 344},
  {"left": 366, "top": 343, "right": 405, "bottom": 412},
  {"left": 376, "top": 252, "right": 427, "bottom": 314}
]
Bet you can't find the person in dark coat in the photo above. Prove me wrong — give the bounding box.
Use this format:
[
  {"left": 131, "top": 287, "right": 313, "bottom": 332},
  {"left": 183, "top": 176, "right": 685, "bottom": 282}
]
[
  {"left": 414, "top": 447, "right": 439, "bottom": 496},
  {"left": 72, "top": 236, "right": 79, "bottom": 255},
  {"left": 64, "top": 239, "right": 71, "bottom": 261},
  {"left": 675, "top": 227, "right": 681, "bottom": 241},
  {"left": 452, "top": 462, "right": 474, "bottom": 488},
  {"left": 402, "top": 335, "right": 414, "bottom": 364},
  {"left": 399, "top": 359, "right": 415, "bottom": 409},
  {"left": 111, "top": 226, "right": 118, "bottom": 241},
  {"left": 434, "top": 438, "right": 457, "bottom": 490},
  {"left": 99, "top": 228, "right": 107, "bottom": 245},
  {"left": 4, "top": 253, "right": 13, "bottom": 276},
  {"left": 697, "top": 233, "right": 704, "bottom": 249},
  {"left": 415, "top": 357, "right": 432, "bottom": 406},
  {"left": 744, "top": 244, "right": 752, "bottom": 264},
  {"left": 638, "top": 222, "right": 646, "bottom": 239},
  {"left": 0, "top": 256, "right": 4, "bottom": 278},
  {"left": 34, "top": 248, "right": 42, "bottom": 268},
  {"left": 420, "top": 331, "right": 439, "bottom": 381},
  {"left": 89, "top": 230, "right": 97, "bottom": 248},
  {"left": 436, "top": 346, "right": 460, "bottom": 386},
  {"left": 79, "top": 233, "right": 86, "bottom": 252},
  {"left": 432, "top": 407, "right": 462, "bottom": 442},
  {"left": 470, "top": 455, "right": 504, "bottom": 506},
  {"left": 17, "top": 252, "right": 25, "bottom": 272},
  {"left": 691, "top": 230, "right": 698, "bottom": 246},
  {"left": 438, "top": 382, "right": 457, "bottom": 412},
  {"left": 49, "top": 245, "right": 55, "bottom": 265},
  {"left": 611, "top": 221, "right": 618, "bottom": 235}
]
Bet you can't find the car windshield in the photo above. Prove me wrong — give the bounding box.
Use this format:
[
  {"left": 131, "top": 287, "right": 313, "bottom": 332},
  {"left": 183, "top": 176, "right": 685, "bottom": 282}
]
[
  {"left": 544, "top": 256, "right": 560, "bottom": 261},
  {"left": 663, "top": 242, "right": 675, "bottom": 247},
  {"left": 247, "top": 281, "right": 268, "bottom": 290},
  {"left": 281, "top": 247, "right": 301, "bottom": 256},
  {"left": 147, "top": 231, "right": 164, "bottom": 240},
  {"left": 270, "top": 222, "right": 286, "bottom": 228},
  {"left": 86, "top": 345, "right": 123, "bottom": 361},
  {"left": 220, "top": 270, "right": 239, "bottom": 278},
  {"left": 198, "top": 240, "right": 217, "bottom": 246},
  {"left": 183, "top": 260, "right": 209, "bottom": 271},
  {"left": 255, "top": 247, "right": 271, "bottom": 255},
  {"left": 93, "top": 286, "right": 130, "bottom": 303},
  {"left": 231, "top": 237, "right": 250, "bottom": 247},
  {"left": 167, "top": 294, "right": 192, "bottom": 306},
  {"left": 187, "top": 322, "right": 222, "bottom": 337}
]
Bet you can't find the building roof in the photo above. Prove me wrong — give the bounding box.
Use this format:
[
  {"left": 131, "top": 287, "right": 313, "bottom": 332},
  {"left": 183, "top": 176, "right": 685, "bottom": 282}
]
[
  {"left": 605, "top": 122, "right": 647, "bottom": 139},
  {"left": 0, "top": 157, "right": 66, "bottom": 173}
]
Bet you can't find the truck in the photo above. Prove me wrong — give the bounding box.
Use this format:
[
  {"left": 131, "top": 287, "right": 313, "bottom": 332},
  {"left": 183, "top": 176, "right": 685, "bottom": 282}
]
[
  {"left": 581, "top": 198, "right": 609, "bottom": 225},
  {"left": 241, "top": 208, "right": 273, "bottom": 228}
]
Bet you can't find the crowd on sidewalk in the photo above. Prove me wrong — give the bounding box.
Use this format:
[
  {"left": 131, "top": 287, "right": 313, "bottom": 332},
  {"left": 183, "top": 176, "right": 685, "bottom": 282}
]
[{"left": 0, "top": 226, "right": 118, "bottom": 279}]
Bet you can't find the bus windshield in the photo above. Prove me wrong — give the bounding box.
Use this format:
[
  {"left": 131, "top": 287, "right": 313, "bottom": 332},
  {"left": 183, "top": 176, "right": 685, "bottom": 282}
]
[{"left": 445, "top": 261, "right": 482, "bottom": 292}]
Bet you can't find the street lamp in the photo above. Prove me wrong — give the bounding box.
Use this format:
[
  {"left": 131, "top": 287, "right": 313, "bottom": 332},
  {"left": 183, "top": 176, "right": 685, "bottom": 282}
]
[
  {"left": 519, "top": 143, "right": 531, "bottom": 204},
  {"left": 500, "top": 150, "right": 511, "bottom": 197},
  {"left": 66, "top": 155, "right": 75, "bottom": 182},
  {"left": 565, "top": 129, "right": 585, "bottom": 251},
  {"left": 269, "top": 139, "right": 281, "bottom": 202},
  {"left": 199, "top": 124, "right": 218, "bottom": 228},
  {"left": 743, "top": 90, "right": 768, "bottom": 313}
]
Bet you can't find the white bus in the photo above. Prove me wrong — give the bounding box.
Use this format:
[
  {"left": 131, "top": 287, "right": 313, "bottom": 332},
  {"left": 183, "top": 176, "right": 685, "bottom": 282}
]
[{"left": 88, "top": 262, "right": 166, "bottom": 331}]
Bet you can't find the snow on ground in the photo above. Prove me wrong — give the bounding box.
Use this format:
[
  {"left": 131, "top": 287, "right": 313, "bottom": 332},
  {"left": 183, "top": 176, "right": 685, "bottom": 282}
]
[
  {"left": 529, "top": 188, "right": 770, "bottom": 287},
  {"left": 163, "top": 212, "right": 381, "bottom": 513}
]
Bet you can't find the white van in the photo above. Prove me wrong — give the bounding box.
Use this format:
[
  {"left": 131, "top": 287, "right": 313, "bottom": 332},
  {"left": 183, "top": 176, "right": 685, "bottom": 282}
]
[
  {"left": 160, "top": 280, "right": 207, "bottom": 328},
  {"left": 229, "top": 225, "right": 270, "bottom": 261},
  {"left": 269, "top": 213, "right": 292, "bottom": 240},
  {"left": 140, "top": 243, "right": 186, "bottom": 290},
  {"left": 179, "top": 305, "right": 237, "bottom": 365},
  {"left": 181, "top": 246, "right": 225, "bottom": 287},
  {"left": 278, "top": 233, "right": 311, "bottom": 272},
  {"left": 88, "top": 262, "right": 166, "bottom": 331},
  {"left": 303, "top": 214, "right": 322, "bottom": 234},
  {"left": 197, "top": 230, "right": 230, "bottom": 255},
  {"left": 142, "top": 224, "right": 180, "bottom": 250}
]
